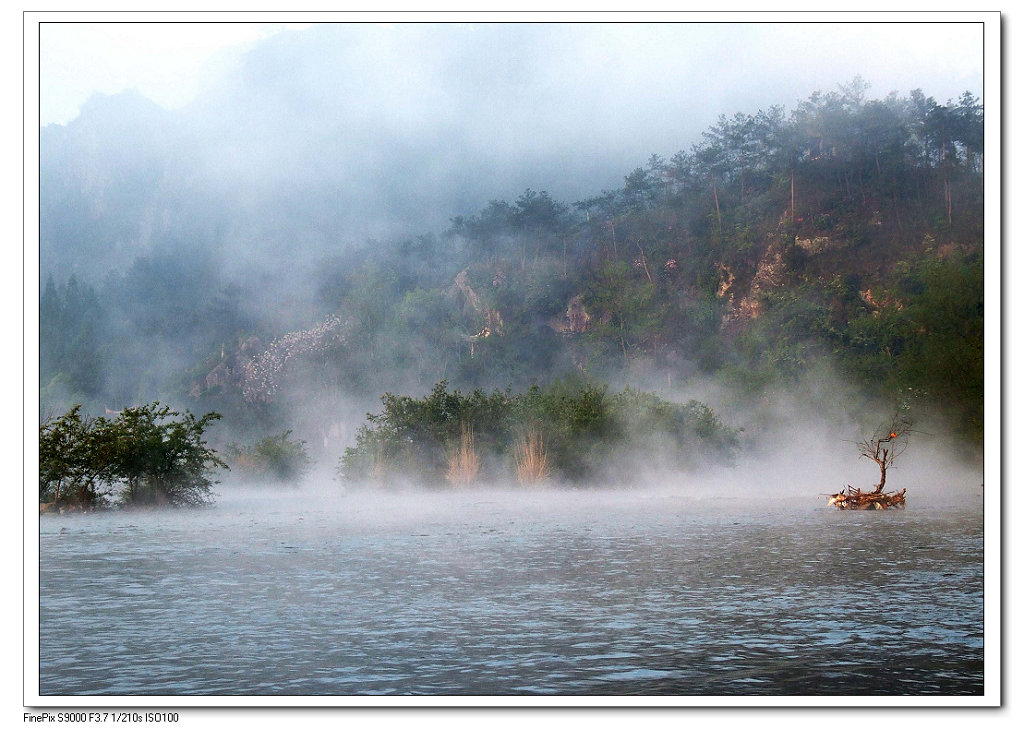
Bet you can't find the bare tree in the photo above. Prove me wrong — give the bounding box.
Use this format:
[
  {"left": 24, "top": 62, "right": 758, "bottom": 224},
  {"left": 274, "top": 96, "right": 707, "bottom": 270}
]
[{"left": 858, "top": 413, "right": 912, "bottom": 494}]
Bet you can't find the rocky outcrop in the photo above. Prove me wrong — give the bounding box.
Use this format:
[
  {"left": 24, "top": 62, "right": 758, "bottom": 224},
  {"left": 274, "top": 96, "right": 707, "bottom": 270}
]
[
  {"left": 794, "top": 235, "right": 832, "bottom": 255},
  {"left": 241, "top": 317, "right": 345, "bottom": 402},
  {"left": 189, "top": 315, "right": 348, "bottom": 402},
  {"left": 858, "top": 288, "right": 904, "bottom": 315},
  {"left": 545, "top": 294, "right": 593, "bottom": 334},
  {"left": 565, "top": 295, "right": 592, "bottom": 333},
  {"left": 720, "top": 238, "right": 787, "bottom": 327},
  {"left": 450, "top": 269, "right": 505, "bottom": 335},
  {"left": 716, "top": 264, "right": 735, "bottom": 301},
  {"left": 189, "top": 335, "right": 262, "bottom": 398},
  {"left": 719, "top": 227, "right": 843, "bottom": 328}
]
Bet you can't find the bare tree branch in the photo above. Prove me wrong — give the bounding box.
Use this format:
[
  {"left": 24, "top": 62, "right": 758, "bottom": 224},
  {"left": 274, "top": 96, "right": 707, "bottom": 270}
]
[{"left": 857, "top": 413, "right": 912, "bottom": 493}]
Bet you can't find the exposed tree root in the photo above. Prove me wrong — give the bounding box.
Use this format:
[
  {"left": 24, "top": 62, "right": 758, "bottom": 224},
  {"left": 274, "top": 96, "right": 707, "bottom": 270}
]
[{"left": 827, "top": 486, "right": 906, "bottom": 510}]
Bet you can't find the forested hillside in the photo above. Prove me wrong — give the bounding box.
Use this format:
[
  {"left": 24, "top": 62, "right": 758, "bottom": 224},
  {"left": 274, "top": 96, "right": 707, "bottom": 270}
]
[{"left": 40, "top": 80, "right": 984, "bottom": 460}]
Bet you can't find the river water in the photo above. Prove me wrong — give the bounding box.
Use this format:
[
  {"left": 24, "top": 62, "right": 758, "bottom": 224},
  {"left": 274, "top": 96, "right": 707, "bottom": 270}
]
[{"left": 37, "top": 485, "right": 985, "bottom": 697}]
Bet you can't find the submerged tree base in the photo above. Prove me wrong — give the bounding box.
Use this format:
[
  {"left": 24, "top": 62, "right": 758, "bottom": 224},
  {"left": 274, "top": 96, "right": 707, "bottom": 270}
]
[{"left": 827, "top": 486, "right": 906, "bottom": 510}]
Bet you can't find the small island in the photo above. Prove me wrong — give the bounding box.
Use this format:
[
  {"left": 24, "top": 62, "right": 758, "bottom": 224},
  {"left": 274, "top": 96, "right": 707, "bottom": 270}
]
[{"left": 828, "top": 414, "right": 912, "bottom": 510}]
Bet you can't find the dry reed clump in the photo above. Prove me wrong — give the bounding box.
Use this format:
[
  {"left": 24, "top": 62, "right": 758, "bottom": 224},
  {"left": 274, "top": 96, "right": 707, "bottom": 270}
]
[
  {"left": 446, "top": 422, "right": 480, "bottom": 487},
  {"left": 369, "top": 446, "right": 388, "bottom": 485},
  {"left": 514, "top": 429, "right": 548, "bottom": 486}
]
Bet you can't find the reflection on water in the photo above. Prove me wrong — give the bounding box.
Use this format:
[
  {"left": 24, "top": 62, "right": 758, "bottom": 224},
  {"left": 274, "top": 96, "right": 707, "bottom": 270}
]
[{"left": 38, "top": 487, "right": 984, "bottom": 696}]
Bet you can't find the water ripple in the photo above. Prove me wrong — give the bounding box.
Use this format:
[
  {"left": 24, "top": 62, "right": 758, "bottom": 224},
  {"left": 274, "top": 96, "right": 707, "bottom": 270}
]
[{"left": 39, "top": 491, "right": 984, "bottom": 696}]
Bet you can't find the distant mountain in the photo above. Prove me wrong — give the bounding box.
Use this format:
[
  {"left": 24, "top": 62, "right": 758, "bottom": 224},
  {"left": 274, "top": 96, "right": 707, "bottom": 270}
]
[
  {"left": 39, "top": 58, "right": 984, "bottom": 452},
  {"left": 39, "top": 25, "right": 664, "bottom": 287}
]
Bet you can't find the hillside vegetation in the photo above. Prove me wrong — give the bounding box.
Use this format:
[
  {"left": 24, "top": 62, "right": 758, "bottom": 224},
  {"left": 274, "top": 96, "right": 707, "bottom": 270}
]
[{"left": 40, "top": 80, "right": 984, "bottom": 464}]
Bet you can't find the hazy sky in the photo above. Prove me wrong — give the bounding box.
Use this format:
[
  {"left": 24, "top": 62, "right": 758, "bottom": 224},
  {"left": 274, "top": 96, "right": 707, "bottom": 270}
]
[
  {"left": 39, "top": 22, "right": 312, "bottom": 126},
  {"left": 37, "top": 17, "right": 986, "bottom": 128}
]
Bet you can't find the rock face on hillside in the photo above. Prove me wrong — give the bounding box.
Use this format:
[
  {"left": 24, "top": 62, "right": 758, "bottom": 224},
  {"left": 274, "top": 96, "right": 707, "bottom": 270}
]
[
  {"left": 450, "top": 269, "right": 505, "bottom": 336},
  {"left": 717, "top": 229, "right": 847, "bottom": 329},
  {"left": 858, "top": 288, "right": 904, "bottom": 315},
  {"left": 794, "top": 235, "right": 833, "bottom": 255},
  {"left": 565, "top": 295, "right": 592, "bottom": 333},
  {"left": 189, "top": 335, "right": 263, "bottom": 398},
  {"left": 542, "top": 294, "right": 593, "bottom": 335},
  {"left": 189, "top": 315, "right": 348, "bottom": 402},
  {"left": 719, "top": 236, "right": 788, "bottom": 328}
]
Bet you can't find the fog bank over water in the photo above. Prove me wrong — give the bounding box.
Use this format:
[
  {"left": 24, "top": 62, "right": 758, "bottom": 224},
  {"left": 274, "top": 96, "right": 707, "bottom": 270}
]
[
  {"left": 36, "top": 18, "right": 988, "bottom": 513},
  {"left": 213, "top": 426, "right": 983, "bottom": 520},
  {"left": 39, "top": 480, "right": 984, "bottom": 696},
  {"left": 200, "top": 355, "right": 982, "bottom": 512}
]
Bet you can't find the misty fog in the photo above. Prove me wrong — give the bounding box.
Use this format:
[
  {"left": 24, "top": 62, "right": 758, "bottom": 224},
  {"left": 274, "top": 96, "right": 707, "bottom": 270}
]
[
  {"left": 38, "top": 21, "right": 986, "bottom": 501},
  {"left": 32, "top": 19, "right": 993, "bottom": 702}
]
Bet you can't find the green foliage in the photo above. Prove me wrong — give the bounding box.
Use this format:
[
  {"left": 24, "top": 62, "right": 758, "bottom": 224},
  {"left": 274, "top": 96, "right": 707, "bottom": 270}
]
[
  {"left": 39, "top": 275, "right": 106, "bottom": 407},
  {"left": 39, "top": 405, "right": 112, "bottom": 509},
  {"left": 39, "top": 403, "right": 226, "bottom": 509},
  {"left": 513, "top": 379, "right": 617, "bottom": 480},
  {"left": 105, "top": 404, "right": 227, "bottom": 507},
  {"left": 887, "top": 254, "right": 984, "bottom": 440},
  {"left": 341, "top": 382, "right": 515, "bottom": 482},
  {"left": 609, "top": 389, "right": 740, "bottom": 468},
  {"left": 726, "top": 244, "right": 983, "bottom": 445},
  {"left": 226, "top": 431, "right": 312, "bottom": 484},
  {"left": 40, "top": 82, "right": 984, "bottom": 455},
  {"left": 339, "top": 380, "right": 739, "bottom": 486}
]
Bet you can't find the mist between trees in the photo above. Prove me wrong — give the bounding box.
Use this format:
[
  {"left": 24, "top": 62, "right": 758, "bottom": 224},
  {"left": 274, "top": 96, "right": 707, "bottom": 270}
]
[
  {"left": 39, "top": 379, "right": 740, "bottom": 509},
  {"left": 339, "top": 380, "right": 739, "bottom": 488},
  {"left": 39, "top": 79, "right": 985, "bottom": 500}
]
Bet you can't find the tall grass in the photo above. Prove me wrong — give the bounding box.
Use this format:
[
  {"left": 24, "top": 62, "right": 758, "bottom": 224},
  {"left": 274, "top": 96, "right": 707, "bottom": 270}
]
[
  {"left": 514, "top": 429, "right": 548, "bottom": 485},
  {"left": 369, "top": 446, "right": 388, "bottom": 484},
  {"left": 446, "top": 422, "right": 480, "bottom": 487}
]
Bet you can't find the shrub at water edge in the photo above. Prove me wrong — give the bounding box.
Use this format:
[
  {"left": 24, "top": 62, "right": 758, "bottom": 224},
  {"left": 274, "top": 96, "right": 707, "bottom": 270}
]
[
  {"left": 40, "top": 403, "right": 226, "bottom": 510},
  {"left": 338, "top": 380, "right": 739, "bottom": 486}
]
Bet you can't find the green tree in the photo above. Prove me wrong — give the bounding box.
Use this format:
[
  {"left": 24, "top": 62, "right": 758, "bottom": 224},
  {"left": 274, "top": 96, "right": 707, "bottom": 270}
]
[
  {"left": 584, "top": 261, "right": 657, "bottom": 364},
  {"left": 39, "top": 405, "right": 112, "bottom": 510},
  {"left": 40, "top": 403, "right": 226, "bottom": 509},
  {"left": 39, "top": 274, "right": 106, "bottom": 405},
  {"left": 339, "top": 380, "right": 738, "bottom": 486},
  {"left": 108, "top": 404, "right": 226, "bottom": 507},
  {"left": 226, "top": 430, "right": 311, "bottom": 484}
]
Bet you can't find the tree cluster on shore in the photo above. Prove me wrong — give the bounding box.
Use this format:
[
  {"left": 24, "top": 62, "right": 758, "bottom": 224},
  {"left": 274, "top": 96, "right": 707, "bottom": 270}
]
[
  {"left": 39, "top": 403, "right": 225, "bottom": 510},
  {"left": 40, "top": 380, "right": 739, "bottom": 509},
  {"left": 223, "top": 430, "right": 312, "bottom": 484},
  {"left": 339, "top": 379, "right": 740, "bottom": 487}
]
